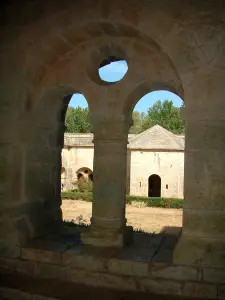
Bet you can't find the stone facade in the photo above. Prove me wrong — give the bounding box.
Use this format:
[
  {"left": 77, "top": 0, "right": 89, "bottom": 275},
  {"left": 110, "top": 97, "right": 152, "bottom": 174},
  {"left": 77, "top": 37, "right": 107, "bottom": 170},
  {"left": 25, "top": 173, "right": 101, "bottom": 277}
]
[
  {"left": 62, "top": 125, "right": 184, "bottom": 198},
  {"left": 1, "top": 0, "right": 225, "bottom": 298}
]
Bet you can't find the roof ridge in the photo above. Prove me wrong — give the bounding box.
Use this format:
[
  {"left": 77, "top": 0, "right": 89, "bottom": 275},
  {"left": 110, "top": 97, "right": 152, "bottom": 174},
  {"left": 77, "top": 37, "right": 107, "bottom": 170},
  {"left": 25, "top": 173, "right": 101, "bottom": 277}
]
[{"left": 128, "top": 124, "right": 184, "bottom": 150}]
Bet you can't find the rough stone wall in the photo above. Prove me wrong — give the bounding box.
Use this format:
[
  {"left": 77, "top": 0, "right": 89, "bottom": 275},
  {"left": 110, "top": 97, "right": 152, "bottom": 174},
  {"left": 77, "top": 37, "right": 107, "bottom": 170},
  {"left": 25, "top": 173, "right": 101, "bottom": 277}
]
[
  {"left": 129, "top": 151, "right": 184, "bottom": 198},
  {"left": 0, "top": 0, "right": 224, "bottom": 274}
]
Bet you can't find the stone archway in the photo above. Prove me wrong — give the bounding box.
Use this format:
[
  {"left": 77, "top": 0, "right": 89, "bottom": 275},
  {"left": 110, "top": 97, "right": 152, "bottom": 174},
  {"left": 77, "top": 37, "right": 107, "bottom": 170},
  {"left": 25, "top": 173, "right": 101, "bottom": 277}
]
[
  {"left": 76, "top": 167, "right": 93, "bottom": 181},
  {"left": 148, "top": 174, "right": 161, "bottom": 197},
  {"left": 1, "top": 0, "right": 225, "bottom": 274}
]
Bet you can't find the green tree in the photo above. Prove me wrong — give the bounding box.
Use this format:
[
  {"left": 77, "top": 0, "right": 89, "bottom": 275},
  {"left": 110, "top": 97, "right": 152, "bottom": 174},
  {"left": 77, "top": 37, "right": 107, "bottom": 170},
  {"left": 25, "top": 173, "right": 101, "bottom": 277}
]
[
  {"left": 65, "top": 106, "right": 92, "bottom": 133},
  {"left": 129, "top": 111, "right": 145, "bottom": 134},
  {"left": 142, "top": 100, "right": 184, "bottom": 134}
]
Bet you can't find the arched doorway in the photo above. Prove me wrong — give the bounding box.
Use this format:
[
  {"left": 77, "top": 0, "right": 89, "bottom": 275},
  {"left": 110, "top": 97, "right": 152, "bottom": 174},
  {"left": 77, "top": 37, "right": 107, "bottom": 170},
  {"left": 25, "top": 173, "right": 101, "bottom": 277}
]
[
  {"left": 148, "top": 174, "right": 161, "bottom": 197},
  {"left": 76, "top": 167, "right": 93, "bottom": 181}
]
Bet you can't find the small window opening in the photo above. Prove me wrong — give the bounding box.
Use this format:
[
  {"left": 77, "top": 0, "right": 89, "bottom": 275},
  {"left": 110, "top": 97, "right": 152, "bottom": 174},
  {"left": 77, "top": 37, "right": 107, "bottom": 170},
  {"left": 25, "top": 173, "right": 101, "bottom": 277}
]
[{"left": 98, "top": 58, "right": 128, "bottom": 83}]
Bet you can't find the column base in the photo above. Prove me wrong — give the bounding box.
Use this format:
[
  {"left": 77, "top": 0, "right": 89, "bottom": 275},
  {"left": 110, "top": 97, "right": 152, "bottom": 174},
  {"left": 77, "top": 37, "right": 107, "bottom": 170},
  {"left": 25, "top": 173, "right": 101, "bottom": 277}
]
[
  {"left": 81, "top": 226, "right": 133, "bottom": 248},
  {"left": 173, "top": 234, "right": 225, "bottom": 267}
]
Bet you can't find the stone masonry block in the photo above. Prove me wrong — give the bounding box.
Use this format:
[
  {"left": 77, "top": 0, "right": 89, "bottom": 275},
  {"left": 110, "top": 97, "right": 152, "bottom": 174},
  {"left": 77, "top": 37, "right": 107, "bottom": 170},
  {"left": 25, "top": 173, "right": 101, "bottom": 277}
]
[
  {"left": 71, "top": 268, "right": 137, "bottom": 291},
  {"left": 18, "top": 260, "right": 36, "bottom": 276},
  {"left": 108, "top": 258, "right": 148, "bottom": 277},
  {"left": 152, "top": 266, "right": 198, "bottom": 281},
  {"left": 36, "top": 263, "right": 69, "bottom": 281},
  {"left": 0, "top": 257, "right": 36, "bottom": 276},
  {"left": 0, "top": 239, "right": 20, "bottom": 258},
  {"left": 183, "top": 282, "right": 217, "bottom": 299},
  {"left": 0, "top": 257, "right": 19, "bottom": 272},
  {"left": 21, "top": 248, "right": 62, "bottom": 264},
  {"left": 0, "top": 287, "right": 58, "bottom": 300},
  {"left": 203, "top": 268, "right": 225, "bottom": 284},
  {"left": 62, "top": 251, "right": 106, "bottom": 272},
  {"left": 139, "top": 278, "right": 182, "bottom": 296},
  {"left": 218, "top": 284, "right": 225, "bottom": 300}
]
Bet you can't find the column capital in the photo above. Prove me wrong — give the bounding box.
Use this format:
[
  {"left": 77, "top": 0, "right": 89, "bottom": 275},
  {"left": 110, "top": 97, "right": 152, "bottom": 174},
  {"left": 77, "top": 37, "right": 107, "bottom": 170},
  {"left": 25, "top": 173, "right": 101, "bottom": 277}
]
[{"left": 90, "top": 113, "right": 132, "bottom": 141}]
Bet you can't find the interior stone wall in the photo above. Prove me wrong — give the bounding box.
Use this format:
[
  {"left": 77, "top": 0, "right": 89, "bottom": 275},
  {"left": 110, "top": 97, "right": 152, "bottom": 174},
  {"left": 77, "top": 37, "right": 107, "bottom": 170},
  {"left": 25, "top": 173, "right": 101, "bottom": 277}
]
[{"left": 0, "top": 0, "right": 224, "bottom": 277}]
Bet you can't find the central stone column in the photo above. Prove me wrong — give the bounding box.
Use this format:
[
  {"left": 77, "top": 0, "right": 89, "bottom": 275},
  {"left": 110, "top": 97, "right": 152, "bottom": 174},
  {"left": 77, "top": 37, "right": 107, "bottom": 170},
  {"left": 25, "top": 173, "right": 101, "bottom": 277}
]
[{"left": 81, "top": 114, "right": 133, "bottom": 248}]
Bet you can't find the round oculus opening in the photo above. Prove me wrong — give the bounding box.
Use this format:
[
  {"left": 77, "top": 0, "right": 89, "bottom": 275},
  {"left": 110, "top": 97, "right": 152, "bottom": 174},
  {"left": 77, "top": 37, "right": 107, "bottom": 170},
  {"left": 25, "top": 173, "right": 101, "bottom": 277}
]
[{"left": 98, "top": 56, "right": 128, "bottom": 83}]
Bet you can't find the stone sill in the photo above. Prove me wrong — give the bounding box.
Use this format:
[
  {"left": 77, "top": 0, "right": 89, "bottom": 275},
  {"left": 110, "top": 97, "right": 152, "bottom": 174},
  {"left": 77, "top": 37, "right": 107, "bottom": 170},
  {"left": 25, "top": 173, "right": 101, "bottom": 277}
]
[{"left": 1, "top": 227, "right": 225, "bottom": 299}]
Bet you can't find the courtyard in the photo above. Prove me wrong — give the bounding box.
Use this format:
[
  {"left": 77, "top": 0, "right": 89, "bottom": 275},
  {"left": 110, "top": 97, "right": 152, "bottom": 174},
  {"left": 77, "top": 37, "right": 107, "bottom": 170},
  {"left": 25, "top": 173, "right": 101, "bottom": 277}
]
[{"left": 62, "top": 200, "right": 183, "bottom": 234}]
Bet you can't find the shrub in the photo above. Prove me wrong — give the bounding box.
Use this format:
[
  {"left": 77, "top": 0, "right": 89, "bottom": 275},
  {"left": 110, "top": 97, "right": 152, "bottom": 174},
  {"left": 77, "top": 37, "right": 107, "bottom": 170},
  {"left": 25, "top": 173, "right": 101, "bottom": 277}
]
[
  {"left": 131, "top": 201, "right": 147, "bottom": 208},
  {"left": 61, "top": 191, "right": 183, "bottom": 209},
  {"left": 75, "top": 178, "right": 93, "bottom": 192},
  {"left": 61, "top": 190, "right": 93, "bottom": 202}
]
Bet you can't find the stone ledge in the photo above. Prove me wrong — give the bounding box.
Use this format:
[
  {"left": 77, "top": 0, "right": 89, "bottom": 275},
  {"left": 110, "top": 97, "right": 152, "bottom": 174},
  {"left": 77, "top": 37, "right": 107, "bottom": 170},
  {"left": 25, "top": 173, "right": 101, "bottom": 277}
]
[
  {"left": 139, "top": 278, "right": 183, "bottom": 296},
  {"left": 174, "top": 235, "right": 225, "bottom": 268},
  {"left": 36, "top": 263, "right": 70, "bottom": 281},
  {"left": 151, "top": 265, "right": 198, "bottom": 281},
  {"left": 108, "top": 258, "right": 149, "bottom": 277},
  {"left": 70, "top": 268, "right": 137, "bottom": 291},
  {"left": 0, "top": 287, "right": 58, "bottom": 300},
  {"left": 203, "top": 268, "right": 225, "bottom": 284},
  {"left": 218, "top": 284, "right": 225, "bottom": 300},
  {"left": 62, "top": 247, "right": 108, "bottom": 272},
  {"left": 0, "top": 257, "right": 36, "bottom": 276},
  {"left": 1, "top": 261, "right": 223, "bottom": 299},
  {"left": 183, "top": 282, "right": 217, "bottom": 299},
  {"left": 21, "top": 248, "right": 63, "bottom": 265}
]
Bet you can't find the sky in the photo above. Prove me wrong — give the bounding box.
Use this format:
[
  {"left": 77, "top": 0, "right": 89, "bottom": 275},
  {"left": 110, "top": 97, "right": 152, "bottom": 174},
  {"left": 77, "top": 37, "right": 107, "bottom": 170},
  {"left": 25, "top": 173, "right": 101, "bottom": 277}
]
[{"left": 69, "top": 61, "right": 183, "bottom": 113}]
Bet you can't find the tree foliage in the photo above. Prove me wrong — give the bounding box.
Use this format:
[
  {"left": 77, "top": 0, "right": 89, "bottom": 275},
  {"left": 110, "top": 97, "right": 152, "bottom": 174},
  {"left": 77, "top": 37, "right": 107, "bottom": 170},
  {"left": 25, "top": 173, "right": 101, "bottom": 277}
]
[
  {"left": 65, "top": 107, "right": 92, "bottom": 133},
  {"left": 65, "top": 100, "right": 184, "bottom": 134},
  {"left": 142, "top": 100, "right": 184, "bottom": 134},
  {"left": 129, "top": 111, "right": 145, "bottom": 134}
]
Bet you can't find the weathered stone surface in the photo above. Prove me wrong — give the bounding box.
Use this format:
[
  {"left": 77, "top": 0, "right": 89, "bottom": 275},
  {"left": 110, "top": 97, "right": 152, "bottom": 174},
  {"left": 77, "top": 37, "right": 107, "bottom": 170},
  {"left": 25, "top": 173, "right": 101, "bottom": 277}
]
[
  {"left": 108, "top": 258, "right": 149, "bottom": 277},
  {"left": 71, "top": 269, "right": 137, "bottom": 291},
  {"left": 203, "top": 268, "right": 225, "bottom": 284},
  {"left": 139, "top": 278, "right": 182, "bottom": 295},
  {"left": 18, "top": 260, "right": 36, "bottom": 276},
  {"left": 62, "top": 251, "right": 106, "bottom": 272},
  {"left": 1, "top": 0, "right": 225, "bottom": 298},
  {"left": 21, "top": 248, "right": 62, "bottom": 264},
  {"left": 174, "top": 236, "right": 225, "bottom": 268},
  {"left": 152, "top": 266, "right": 198, "bottom": 281},
  {"left": 0, "top": 257, "right": 36, "bottom": 276},
  {"left": 0, "top": 287, "right": 58, "bottom": 300},
  {"left": 218, "top": 284, "right": 225, "bottom": 300},
  {"left": 183, "top": 282, "right": 217, "bottom": 299},
  {"left": 36, "top": 263, "right": 69, "bottom": 281}
]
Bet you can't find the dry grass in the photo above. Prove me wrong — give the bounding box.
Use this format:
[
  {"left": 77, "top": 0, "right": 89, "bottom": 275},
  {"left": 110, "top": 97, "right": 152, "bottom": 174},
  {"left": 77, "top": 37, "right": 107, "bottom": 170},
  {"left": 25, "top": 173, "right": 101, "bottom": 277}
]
[{"left": 62, "top": 200, "right": 183, "bottom": 234}]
